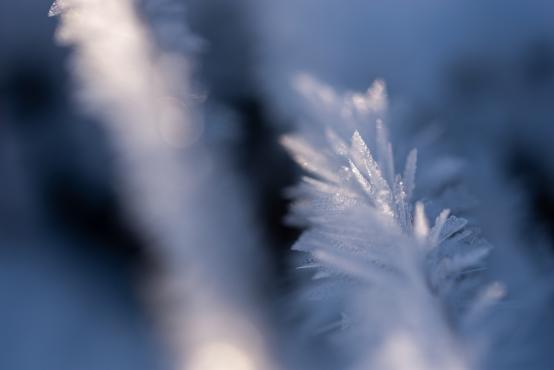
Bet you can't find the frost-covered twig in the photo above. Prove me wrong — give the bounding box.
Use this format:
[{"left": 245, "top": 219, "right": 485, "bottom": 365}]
[
  {"left": 49, "top": 1, "right": 272, "bottom": 369},
  {"left": 283, "top": 74, "right": 497, "bottom": 370}
]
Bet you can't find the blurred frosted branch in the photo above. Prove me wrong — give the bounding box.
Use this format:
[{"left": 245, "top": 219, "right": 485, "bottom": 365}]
[{"left": 49, "top": 1, "right": 273, "bottom": 369}]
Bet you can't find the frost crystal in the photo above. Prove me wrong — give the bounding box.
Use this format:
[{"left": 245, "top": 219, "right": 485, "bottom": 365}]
[
  {"left": 284, "top": 75, "right": 496, "bottom": 370},
  {"left": 48, "top": 1, "right": 65, "bottom": 17}
]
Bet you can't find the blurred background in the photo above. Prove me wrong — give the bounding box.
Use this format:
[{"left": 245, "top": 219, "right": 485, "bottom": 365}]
[{"left": 2, "top": 1, "right": 554, "bottom": 369}]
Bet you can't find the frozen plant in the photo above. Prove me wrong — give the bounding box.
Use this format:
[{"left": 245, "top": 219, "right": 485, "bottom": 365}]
[
  {"left": 283, "top": 74, "right": 499, "bottom": 370},
  {"left": 48, "top": 1, "right": 273, "bottom": 369}
]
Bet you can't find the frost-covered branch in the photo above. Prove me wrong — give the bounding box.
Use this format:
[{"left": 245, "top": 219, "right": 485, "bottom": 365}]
[
  {"left": 283, "top": 74, "right": 498, "bottom": 370},
  {"left": 49, "top": 1, "right": 273, "bottom": 369}
]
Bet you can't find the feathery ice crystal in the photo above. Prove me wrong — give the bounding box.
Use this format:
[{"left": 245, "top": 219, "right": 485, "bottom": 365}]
[{"left": 283, "top": 74, "right": 499, "bottom": 370}]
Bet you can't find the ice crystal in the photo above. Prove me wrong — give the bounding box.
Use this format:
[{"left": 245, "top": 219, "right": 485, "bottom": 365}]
[
  {"left": 284, "top": 75, "right": 496, "bottom": 369},
  {"left": 48, "top": 1, "right": 64, "bottom": 17}
]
